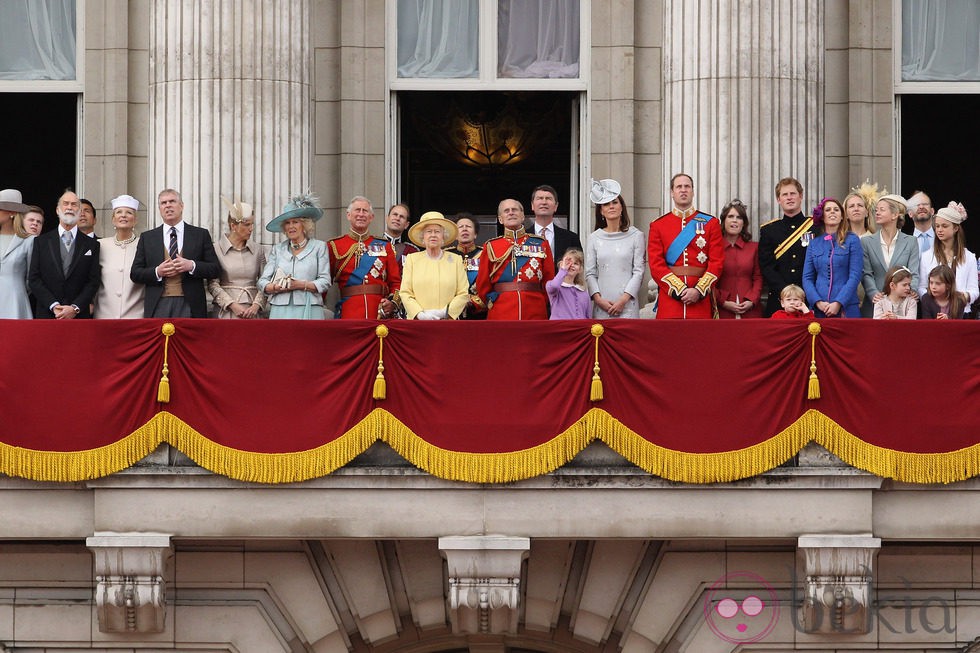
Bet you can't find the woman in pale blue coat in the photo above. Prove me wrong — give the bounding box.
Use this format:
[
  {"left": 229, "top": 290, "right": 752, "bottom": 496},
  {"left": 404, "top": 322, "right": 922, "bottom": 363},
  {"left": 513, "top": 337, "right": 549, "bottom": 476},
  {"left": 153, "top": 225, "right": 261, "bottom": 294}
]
[
  {"left": 802, "top": 197, "right": 863, "bottom": 317},
  {"left": 258, "top": 194, "right": 331, "bottom": 319},
  {"left": 0, "top": 189, "right": 35, "bottom": 319}
]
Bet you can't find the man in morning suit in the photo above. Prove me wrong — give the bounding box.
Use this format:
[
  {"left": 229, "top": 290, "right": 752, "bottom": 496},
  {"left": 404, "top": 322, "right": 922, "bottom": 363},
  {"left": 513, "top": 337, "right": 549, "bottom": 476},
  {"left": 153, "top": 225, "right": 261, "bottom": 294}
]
[
  {"left": 758, "top": 177, "right": 818, "bottom": 317},
  {"left": 647, "top": 173, "right": 724, "bottom": 319},
  {"left": 130, "top": 188, "right": 221, "bottom": 318},
  {"left": 529, "top": 184, "right": 581, "bottom": 267},
  {"left": 28, "top": 189, "right": 101, "bottom": 319}
]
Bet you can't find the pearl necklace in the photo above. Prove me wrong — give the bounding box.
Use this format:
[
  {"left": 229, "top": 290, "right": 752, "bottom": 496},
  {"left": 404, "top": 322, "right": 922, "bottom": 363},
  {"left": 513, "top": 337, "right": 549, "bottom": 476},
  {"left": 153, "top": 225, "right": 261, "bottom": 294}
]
[
  {"left": 290, "top": 239, "right": 308, "bottom": 251},
  {"left": 113, "top": 233, "right": 137, "bottom": 246}
]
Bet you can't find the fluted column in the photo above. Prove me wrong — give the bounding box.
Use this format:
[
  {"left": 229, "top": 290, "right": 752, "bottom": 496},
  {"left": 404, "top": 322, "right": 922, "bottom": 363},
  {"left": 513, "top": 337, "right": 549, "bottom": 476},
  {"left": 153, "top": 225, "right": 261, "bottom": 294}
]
[
  {"left": 148, "top": 0, "right": 311, "bottom": 237},
  {"left": 663, "top": 0, "right": 824, "bottom": 227}
]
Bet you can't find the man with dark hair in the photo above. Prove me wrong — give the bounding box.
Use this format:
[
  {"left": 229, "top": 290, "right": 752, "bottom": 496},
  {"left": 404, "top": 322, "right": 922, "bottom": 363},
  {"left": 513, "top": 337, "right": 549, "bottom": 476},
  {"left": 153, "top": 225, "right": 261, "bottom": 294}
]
[
  {"left": 647, "top": 173, "right": 723, "bottom": 319},
  {"left": 130, "top": 188, "right": 221, "bottom": 318},
  {"left": 78, "top": 198, "right": 97, "bottom": 237},
  {"left": 758, "top": 177, "right": 817, "bottom": 317},
  {"left": 382, "top": 203, "right": 418, "bottom": 269},
  {"left": 529, "top": 184, "right": 581, "bottom": 266},
  {"left": 28, "top": 189, "right": 101, "bottom": 319}
]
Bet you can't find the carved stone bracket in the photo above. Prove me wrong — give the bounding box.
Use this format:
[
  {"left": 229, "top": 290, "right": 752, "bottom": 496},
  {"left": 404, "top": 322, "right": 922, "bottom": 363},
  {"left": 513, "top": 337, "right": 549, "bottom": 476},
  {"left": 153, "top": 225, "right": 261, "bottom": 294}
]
[
  {"left": 86, "top": 532, "right": 174, "bottom": 633},
  {"left": 797, "top": 534, "right": 881, "bottom": 635},
  {"left": 439, "top": 535, "right": 530, "bottom": 635}
]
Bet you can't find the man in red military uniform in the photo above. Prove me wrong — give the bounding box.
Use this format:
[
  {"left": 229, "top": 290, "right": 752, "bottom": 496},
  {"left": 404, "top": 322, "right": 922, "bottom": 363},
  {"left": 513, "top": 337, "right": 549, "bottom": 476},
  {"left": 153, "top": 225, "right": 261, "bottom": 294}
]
[
  {"left": 476, "top": 198, "right": 555, "bottom": 320},
  {"left": 327, "top": 195, "right": 401, "bottom": 319},
  {"left": 648, "top": 173, "right": 724, "bottom": 319}
]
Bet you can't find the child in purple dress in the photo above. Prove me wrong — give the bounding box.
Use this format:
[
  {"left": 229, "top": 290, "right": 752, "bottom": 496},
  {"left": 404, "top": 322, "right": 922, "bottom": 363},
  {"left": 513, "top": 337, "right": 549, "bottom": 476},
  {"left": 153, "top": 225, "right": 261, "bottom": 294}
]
[{"left": 547, "top": 248, "right": 590, "bottom": 319}]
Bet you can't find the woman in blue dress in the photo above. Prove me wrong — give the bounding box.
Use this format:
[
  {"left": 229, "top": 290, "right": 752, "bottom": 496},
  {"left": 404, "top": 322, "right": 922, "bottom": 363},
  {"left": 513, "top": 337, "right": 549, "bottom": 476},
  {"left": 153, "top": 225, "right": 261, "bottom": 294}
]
[{"left": 802, "top": 197, "right": 863, "bottom": 317}]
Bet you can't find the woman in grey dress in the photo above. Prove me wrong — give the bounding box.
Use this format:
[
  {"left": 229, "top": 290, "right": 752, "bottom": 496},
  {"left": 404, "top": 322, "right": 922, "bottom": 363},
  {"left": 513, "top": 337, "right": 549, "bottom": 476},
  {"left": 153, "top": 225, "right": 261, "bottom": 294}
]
[{"left": 585, "top": 178, "right": 647, "bottom": 318}]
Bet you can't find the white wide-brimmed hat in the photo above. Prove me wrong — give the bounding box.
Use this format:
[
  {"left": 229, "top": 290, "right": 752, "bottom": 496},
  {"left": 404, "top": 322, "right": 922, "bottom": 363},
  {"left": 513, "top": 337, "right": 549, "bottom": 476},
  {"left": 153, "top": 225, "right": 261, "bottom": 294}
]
[
  {"left": 589, "top": 178, "right": 621, "bottom": 205},
  {"left": 0, "top": 189, "right": 30, "bottom": 213}
]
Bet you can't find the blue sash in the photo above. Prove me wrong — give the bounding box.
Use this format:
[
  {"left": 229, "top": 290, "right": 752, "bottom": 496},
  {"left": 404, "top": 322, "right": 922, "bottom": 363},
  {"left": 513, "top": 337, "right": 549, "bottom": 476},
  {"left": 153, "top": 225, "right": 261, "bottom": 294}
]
[
  {"left": 665, "top": 213, "right": 713, "bottom": 266},
  {"left": 335, "top": 238, "right": 386, "bottom": 316}
]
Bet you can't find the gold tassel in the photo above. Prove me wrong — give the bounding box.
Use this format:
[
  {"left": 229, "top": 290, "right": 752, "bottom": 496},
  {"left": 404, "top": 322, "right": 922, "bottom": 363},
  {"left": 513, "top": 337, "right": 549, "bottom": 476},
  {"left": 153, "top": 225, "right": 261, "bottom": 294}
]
[
  {"left": 158, "top": 323, "right": 176, "bottom": 403},
  {"left": 807, "top": 321, "right": 821, "bottom": 400},
  {"left": 373, "top": 325, "right": 389, "bottom": 400},
  {"left": 590, "top": 323, "right": 604, "bottom": 402}
]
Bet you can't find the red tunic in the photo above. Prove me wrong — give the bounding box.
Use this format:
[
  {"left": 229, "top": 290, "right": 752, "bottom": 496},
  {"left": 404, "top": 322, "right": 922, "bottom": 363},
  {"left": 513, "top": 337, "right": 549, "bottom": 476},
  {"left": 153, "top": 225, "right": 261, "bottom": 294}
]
[
  {"left": 327, "top": 231, "right": 402, "bottom": 319},
  {"left": 647, "top": 208, "right": 725, "bottom": 319},
  {"left": 475, "top": 228, "right": 555, "bottom": 320}
]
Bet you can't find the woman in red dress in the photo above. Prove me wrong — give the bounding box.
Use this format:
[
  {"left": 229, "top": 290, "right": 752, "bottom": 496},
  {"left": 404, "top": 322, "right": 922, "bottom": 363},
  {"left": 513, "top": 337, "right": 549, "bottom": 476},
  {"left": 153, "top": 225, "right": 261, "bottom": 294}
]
[{"left": 714, "top": 199, "right": 762, "bottom": 319}]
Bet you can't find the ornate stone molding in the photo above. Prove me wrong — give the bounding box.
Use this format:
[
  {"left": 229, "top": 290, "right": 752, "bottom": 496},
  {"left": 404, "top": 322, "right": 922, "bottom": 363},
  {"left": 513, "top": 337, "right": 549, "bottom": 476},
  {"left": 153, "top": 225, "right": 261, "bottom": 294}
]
[
  {"left": 797, "top": 534, "right": 881, "bottom": 634},
  {"left": 439, "top": 535, "right": 530, "bottom": 635},
  {"left": 86, "top": 532, "right": 173, "bottom": 633}
]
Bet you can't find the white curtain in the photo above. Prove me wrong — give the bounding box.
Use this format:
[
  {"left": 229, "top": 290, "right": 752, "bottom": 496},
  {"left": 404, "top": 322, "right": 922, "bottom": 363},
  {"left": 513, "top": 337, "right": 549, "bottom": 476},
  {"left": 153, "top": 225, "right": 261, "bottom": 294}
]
[
  {"left": 902, "top": 0, "right": 980, "bottom": 81},
  {"left": 498, "top": 0, "right": 579, "bottom": 78},
  {"left": 397, "top": 0, "right": 479, "bottom": 78},
  {"left": 0, "top": 0, "right": 76, "bottom": 80}
]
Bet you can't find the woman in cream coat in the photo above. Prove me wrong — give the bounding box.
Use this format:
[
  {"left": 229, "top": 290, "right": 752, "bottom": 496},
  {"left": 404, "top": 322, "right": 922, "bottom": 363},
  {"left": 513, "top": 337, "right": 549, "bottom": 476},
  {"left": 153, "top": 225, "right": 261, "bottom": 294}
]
[
  {"left": 95, "top": 194, "right": 145, "bottom": 318},
  {"left": 399, "top": 212, "right": 469, "bottom": 320}
]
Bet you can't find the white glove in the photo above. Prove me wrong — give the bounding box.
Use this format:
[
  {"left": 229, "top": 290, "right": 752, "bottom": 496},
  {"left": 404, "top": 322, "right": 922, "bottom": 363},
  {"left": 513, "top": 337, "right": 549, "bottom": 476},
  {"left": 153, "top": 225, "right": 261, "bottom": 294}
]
[{"left": 416, "top": 309, "right": 440, "bottom": 320}]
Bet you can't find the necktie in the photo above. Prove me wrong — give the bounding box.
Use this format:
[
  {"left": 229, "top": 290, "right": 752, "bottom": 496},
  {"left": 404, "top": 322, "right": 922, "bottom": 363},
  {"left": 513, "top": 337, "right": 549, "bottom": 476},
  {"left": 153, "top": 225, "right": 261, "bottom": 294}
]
[
  {"left": 169, "top": 226, "right": 178, "bottom": 260},
  {"left": 61, "top": 231, "right": 73, "bottom": 275},
  {"left": 920, "top": 233, "right": 930, "bottom": 254}
]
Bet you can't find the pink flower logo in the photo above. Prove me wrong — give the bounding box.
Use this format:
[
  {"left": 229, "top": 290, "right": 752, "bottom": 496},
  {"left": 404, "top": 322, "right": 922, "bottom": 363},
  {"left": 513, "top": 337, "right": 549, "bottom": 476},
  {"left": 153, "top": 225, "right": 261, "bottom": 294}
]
[{"left": 703, "top": 571, "right": 780, "bottom": 643}]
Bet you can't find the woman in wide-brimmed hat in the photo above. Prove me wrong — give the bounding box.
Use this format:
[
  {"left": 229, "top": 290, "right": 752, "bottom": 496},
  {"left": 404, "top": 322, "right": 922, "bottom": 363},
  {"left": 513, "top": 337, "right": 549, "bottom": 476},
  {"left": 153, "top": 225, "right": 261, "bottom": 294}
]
[
  {"left": 258, "top": 194, "right": 331, "bottom": 319},
  {"left": 94, "top": 194, "right": 145, "bottom": 319},
  {"left": 399, "top": 211, "right": 469, "bottom": 320},
  {"left": 0, "top": 188, "right": 36, "bottom": 319}
]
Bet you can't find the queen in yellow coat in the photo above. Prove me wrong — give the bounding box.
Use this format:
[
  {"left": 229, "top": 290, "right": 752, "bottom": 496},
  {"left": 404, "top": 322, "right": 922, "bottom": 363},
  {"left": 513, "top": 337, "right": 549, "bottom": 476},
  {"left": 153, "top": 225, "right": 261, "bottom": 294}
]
[{"left": 399, "top": 212, "right": 470, "bottom": 320}]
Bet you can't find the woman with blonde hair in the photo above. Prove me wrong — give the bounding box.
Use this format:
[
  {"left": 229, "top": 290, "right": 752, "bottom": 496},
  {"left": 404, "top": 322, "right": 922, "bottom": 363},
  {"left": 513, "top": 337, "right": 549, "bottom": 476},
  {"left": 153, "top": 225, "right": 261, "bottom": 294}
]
[
  {"left": 860, "top": 194, "right": 920, "bottom": 318},
  {"left": 0, "top": 189, "right": 35, "bottom": 318}
]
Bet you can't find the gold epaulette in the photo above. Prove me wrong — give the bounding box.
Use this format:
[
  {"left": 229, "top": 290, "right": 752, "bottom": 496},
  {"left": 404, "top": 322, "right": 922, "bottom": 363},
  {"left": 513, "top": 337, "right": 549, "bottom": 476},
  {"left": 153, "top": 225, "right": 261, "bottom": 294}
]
[{"left": 759, "top": 218, "right": 781, "bottom": 228}]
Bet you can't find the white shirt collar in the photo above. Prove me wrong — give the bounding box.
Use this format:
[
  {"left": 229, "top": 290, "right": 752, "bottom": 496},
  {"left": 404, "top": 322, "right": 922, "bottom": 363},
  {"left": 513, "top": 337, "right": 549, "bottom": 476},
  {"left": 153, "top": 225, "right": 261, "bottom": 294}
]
[{"left": 58, "top": 224, "right": 78, "bottom": 238}]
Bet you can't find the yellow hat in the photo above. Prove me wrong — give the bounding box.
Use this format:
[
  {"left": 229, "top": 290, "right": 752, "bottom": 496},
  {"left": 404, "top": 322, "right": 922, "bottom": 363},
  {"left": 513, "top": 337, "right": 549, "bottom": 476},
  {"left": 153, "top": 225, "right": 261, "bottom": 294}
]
[{"left": 408, "top": 211, "right": 458, "bottom": 247}]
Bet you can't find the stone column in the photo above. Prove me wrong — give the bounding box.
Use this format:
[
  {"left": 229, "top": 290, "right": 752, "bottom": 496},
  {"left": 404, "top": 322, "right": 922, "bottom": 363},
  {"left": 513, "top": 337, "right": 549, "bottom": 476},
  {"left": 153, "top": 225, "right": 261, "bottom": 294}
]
[
  {"left": 662, "top": 0, "right": 824, "bottom": 226},
  {"left": 148, "top": 0, "right": 311, "bottom": 237}
]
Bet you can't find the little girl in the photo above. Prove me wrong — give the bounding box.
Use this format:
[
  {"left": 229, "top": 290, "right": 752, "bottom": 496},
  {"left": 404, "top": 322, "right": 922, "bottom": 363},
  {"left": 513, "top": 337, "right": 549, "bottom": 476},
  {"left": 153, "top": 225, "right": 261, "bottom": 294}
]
[
  {"left": 770, "top": 284, "right": 814, "bottom": 320},
  {"left": 873, "top": 266, "right": 917, "bottom": 319},
  {"left": 920, "top": 264, "right": 964, "bottom": 320},
  {"left": 547, "top": 248, "right": 590, "bottom": 319}
]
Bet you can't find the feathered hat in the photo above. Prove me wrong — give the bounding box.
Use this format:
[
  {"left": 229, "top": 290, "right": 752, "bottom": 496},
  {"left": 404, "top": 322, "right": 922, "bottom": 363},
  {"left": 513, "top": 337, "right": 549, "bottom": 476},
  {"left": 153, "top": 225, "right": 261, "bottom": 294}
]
[{"left": 266, "top": 192, "right": 323, "bottom": 232}]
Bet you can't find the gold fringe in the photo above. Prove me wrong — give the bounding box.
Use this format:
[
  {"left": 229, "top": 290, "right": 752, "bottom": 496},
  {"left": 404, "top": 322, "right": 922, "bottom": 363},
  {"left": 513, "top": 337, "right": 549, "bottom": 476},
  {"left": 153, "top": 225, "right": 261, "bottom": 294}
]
[
  {"left": 807, "top": 321, "right": 821, "bottom": 400},
  {"left": 373, "top": 325, "right": 388, "bottom": 400},
  {"left": 589, "top": 323, "right": 604, "bottom": 402},
  {"left": 6, "top": 408, "right": 980, "bottom": 485},
  {"left": 157, "top": 323, "right": 176, "bottom": 403}
]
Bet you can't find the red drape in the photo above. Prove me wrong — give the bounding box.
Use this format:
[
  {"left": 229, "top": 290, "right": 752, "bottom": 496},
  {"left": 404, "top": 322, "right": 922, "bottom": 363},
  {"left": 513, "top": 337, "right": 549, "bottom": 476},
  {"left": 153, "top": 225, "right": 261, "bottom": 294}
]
[{"left": 1, "top": 318, "right": 978, "bottom": 482}]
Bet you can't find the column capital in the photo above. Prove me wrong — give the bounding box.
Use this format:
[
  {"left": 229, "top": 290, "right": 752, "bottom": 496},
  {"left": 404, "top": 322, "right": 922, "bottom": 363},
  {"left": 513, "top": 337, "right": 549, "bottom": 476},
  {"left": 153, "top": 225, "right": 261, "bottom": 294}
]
[{"left": 797, "top": 533, "right": 881, "bottom": 634}]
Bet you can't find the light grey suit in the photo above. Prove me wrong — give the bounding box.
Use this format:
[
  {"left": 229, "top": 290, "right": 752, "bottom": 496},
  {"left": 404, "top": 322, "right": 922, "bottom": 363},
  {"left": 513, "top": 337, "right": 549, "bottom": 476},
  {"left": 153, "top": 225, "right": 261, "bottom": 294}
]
[{"left": 860, "top": 232, "right": 920, "bottom": 318}]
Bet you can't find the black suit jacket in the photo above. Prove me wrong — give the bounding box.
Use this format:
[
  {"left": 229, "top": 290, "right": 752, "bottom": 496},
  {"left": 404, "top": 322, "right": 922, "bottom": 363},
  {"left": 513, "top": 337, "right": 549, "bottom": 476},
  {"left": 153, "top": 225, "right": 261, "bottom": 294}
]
[
  {"left": 130, "top": 222, "right": 221, "bottom": 318},
  {"left": 552, "top": 224, "right": 582, "bottom": 262},
  {"left": 28, "top": 228, "right": 101, "bottom": 318}
]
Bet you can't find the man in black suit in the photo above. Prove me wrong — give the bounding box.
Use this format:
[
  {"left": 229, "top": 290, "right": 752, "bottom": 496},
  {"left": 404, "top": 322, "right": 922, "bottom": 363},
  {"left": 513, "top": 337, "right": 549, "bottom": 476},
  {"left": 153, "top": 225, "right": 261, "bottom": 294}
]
[
  {"left": 130, "top": 188, "right": 221, "bottom": 318},
  {"left": 529, "top": 184, "right": 582, "bottom": 270},
  {"left": 28, "top": 190, "right": 101, "bottom": 319}
]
